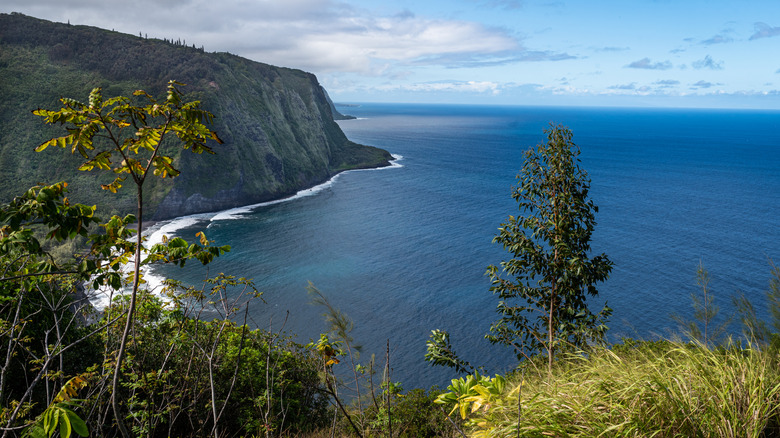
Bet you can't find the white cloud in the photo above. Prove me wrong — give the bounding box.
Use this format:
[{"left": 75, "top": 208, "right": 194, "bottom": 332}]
[
  {"left": 690, "top": 80, "right": 720, "bottom": 89},
  {"left": 701, "top": 33, "right": 733, "bottom": 45},
  {"left": 3, "top": 0, "right": 529, "bottom": 75},
  {"left": 535, "top": 83, "right": 591, "bottom": 96},
  {"left": 5, "top": 0, "right": 778, "bottom": 108},
  {"left": 692, "top": 55, "right": 724, "bottom": 70},
  {"left": 594, "top": 46, "right": 630, "bottom": 53},
  {"left": 608, "top": 83, "right": 637, "bottom": 90},
  {"left": 378, "top": 80, "right": 501, "bottom": 94},
  {"left": 626, "top": 58, "right": 673, "bottom": 70},
  {"left": 750, "top": 22, "right": 780, "bottom": 40},
  {"left": 655, "top": 79, "right": 680, "bottom": 88}
]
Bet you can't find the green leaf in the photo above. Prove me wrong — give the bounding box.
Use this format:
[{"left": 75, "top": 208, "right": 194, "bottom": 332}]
[
  {"left": 64, "top": 408, "right": 88, "bottom": 437},
  {"left": 58, "top": 409, "right": 72, "bottom": 438},
  {"left": 23, "top": 424, "right": 48, "bottom": 438},
  {"left": 43, "top": 408, "right": 58, "bottom": 435}
]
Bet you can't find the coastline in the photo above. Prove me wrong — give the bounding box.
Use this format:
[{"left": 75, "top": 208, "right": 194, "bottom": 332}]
[
  {"left": 153, "top": 153, "right": 401, "bottom": 231},
  {"left": 138, "top": 154, "right": 398, "bottom": 233},
  {"left": 90, "top": 153, "right": 403, "bottom": 309}
]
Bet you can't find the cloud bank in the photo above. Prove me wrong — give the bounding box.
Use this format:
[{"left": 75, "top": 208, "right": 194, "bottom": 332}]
[{"left": 3, "top": 0, "right": 572, "bottom": 76}]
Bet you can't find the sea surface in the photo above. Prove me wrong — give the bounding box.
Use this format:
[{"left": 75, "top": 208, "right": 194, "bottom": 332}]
[{"left": 147, "top": 103, "right": 780, "bottom": 390}]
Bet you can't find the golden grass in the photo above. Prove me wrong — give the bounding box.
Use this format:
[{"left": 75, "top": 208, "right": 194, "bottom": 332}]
[{"left": 464, "top": 340, "right": 780, "bottom": 437}]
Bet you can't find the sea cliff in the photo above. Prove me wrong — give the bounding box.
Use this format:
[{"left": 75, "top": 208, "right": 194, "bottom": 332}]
[{"left": 0, "top": 12, "right": 391, "bottom": 219}]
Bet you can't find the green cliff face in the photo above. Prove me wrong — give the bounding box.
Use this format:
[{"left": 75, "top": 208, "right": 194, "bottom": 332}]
[{"left": 0, "top": 12, "right": 391, "bottom": 220}]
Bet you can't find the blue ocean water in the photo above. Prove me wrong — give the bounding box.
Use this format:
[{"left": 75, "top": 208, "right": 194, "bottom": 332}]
[{"left": 150, "top": 104, "right": 780, "bottom": 390}]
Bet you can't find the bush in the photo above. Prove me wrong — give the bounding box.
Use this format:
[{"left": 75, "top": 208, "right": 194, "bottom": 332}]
[
  {"left": 360, "top": 386, "right": 458, "bottom": 438},
  {"left": 82, "top": 289, "right": 328, "bottom": 437}
]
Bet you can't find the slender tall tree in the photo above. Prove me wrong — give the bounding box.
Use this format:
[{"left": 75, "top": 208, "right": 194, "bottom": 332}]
[{"left": 486, "top": 124, "right": 613, "bottom": 374}]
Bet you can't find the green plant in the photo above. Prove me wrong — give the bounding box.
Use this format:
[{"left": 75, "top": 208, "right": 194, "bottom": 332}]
[
  {"left": 308, "top": 285, "right": 454, "bottom": 438},
  {"left": 307, "top": 283, "right": 369, "bottom": 436},
  {"left": 33, "top": 82, "right": 223, "bottom": 437},
  {"left": 438, "top": 340, "right": 780, "bottom": 437},
  {"left": 485, "top": 124, "right": 613, "bottom": 374},
  {"left": 309, "top": 333, "right": 363, "bottom": 437},
  {"left": 734, "top": 260, "right": 780, "bottom": 348},
  {"left": 2, "top": 81, "right": 333, "bottom": 438},
  {"left": 0, "top": 183, "right": 109, "bottom": 436},
  {"left": 424, "top": 329, "right": 475, "bottom": 375},
  {"left": 436, "top": 373, "right": 509, "bottom": 422},
  {"left": 672, "top": 261, "right": 730, "bottom": 346},
  {"left": 66, "top": 280, "right": 327, "bottom": 438},
  {"left": 359, "top": 385, "right": 459, "bottom": 438},
  {"left": 23, "top": 375, "right": 90, "bottom": 438}
]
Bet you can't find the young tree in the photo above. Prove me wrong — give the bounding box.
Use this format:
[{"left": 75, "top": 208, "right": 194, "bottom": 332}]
[
  {"left": 33, "top": 81, "right": 224, "bottom": 437},
  {"left": 485, "top": 124, "right": 613, "bottom": 374},
  {"left": 672, "top": 261, "right": 730, "bottom": 346}
]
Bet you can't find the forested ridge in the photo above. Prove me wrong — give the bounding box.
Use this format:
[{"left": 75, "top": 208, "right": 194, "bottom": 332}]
[{"left": 0, "top": 12, "right": 391, "bottom": 220}]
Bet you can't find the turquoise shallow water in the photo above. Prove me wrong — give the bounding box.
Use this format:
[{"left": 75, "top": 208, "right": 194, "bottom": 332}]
[{"left": 150, "top": 103, "right": 780, "bottom": 389}]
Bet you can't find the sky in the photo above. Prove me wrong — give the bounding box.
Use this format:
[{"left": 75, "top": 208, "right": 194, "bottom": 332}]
[{"left": 3, "top": 0, "right": 780, "bottom": 109}]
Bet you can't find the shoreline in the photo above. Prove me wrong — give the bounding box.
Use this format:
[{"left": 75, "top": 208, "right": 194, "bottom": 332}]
[
  {"left": 137, "top": 155, "right": 399, "bottom": 233},
  {"left": 91, "top": 153, "right": 403, "bottom": 310},
  {"left": 154, "top": 153, "right": 402, "bottom": 231}
]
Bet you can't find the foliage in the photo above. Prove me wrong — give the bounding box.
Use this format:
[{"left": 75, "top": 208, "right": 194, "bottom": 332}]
[
  {"left": 424, "top": 329, "right": 474, "bottom": 375},
  {"left": 486, "top": 124, "right": 613, "bottom": 372},
  {"left": 733, "top": 260, "right": 780, "bottom": 348},
  {"left": 307, "top": 284, "right": 367, "bottom": 437},
  {"left": 435, "top": 340, "right": 780, "bottom": 437},
  {"left": 430, "top": 267, "right": 780, "bottom": 438},
  {"left": 33, "top": 81, "right": 222, "bottom": 189},
  {"left": 671, "top": 261, "right": 730, "bottom": 346},
  {"left": 364, "top": 386, "right": 460, "bottom": 438},
  {"left": 0, "top": 181, "right": 102, "bottom": 298},
  {"left": 81, "top": 287, "right": 327, "bottom": 438},
  {"left": 2, "top": 83, "right": 329, "bottom": 438},
  {"left": 308, "top": 285, "right": 462, "bottom": 437},
  {"left": 23, "top": 375, "right": 90, "bottom": 438},
  {"left": 0, "top": 181, "right": 329, "bottom": 437},
  {"left": 435, "top": 373, "right": 510, "bottom": 422},
  {"left": 33, "top": 82, "right": 225, "bottom": 437},
  {"left": 322, "top": 381, "right": 461, "bottom": 438},
  {"left": 0, "top": 182, "right": 107, "bottom": 435}
]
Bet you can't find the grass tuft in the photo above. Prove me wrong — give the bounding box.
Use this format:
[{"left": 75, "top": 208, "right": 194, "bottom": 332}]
[{"left": 458, "top": 340, "right": 780, "bottom": 437}]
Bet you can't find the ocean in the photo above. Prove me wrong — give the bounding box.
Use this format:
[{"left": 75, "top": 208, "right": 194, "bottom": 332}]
[{"left": 144, "top": 103, "right": 780, "bottom": 390}]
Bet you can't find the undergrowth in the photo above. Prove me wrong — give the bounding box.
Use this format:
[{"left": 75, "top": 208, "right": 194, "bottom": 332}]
[{"left": 443, "top": 339, "right": 780, "bottom": 437}]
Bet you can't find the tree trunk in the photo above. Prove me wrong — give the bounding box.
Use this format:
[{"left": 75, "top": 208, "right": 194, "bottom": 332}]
[{"left": 111, "top": 184, "right": 143, "bottom": 438}]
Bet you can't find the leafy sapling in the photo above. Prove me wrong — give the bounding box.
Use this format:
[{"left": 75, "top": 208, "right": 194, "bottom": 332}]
[{"left": 33, "top": 82, "right": 225, "bottom": 437}]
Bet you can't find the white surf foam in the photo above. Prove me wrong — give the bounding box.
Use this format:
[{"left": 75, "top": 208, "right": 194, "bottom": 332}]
[
  {"left": 209, "top": 179, "right": 335, "bottom": 222},
  {"left": 88, "top": 153, "right": 402, "bottom": 309},
  {"left": 209, "top": 154, "right": 403, "bottom": 223}
]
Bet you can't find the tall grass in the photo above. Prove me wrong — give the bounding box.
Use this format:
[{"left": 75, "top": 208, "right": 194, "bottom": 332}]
[{"left": 464, "top": 340, "right": 780, "bottom": 437}]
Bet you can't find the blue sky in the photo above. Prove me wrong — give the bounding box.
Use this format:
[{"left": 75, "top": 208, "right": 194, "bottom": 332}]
[{"left": 4, "top": 0, "right": 780, "bottom": 108}]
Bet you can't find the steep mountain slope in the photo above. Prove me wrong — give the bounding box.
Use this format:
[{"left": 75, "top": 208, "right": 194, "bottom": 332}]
[{"left": 0, "top": 12, "right": 391, "bottom": 219}]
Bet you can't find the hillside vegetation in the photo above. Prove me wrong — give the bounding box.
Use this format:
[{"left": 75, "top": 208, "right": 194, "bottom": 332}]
[{"left": 0, "top": 12, "right": 391, "bottom": 220}]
